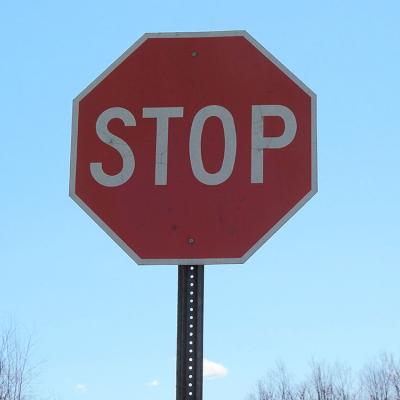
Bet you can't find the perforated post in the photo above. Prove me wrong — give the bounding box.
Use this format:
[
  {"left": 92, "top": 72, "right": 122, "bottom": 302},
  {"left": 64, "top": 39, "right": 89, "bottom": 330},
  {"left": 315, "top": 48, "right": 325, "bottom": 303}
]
[{"left": 176, "top": 265, "right": 204, "bottom": 400}]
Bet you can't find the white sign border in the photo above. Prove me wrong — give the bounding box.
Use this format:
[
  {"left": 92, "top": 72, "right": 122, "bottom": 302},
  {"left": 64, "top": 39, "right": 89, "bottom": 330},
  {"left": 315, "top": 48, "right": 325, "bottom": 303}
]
[{"left": 70, "top": 30, "right": 317, "bottom": 265}]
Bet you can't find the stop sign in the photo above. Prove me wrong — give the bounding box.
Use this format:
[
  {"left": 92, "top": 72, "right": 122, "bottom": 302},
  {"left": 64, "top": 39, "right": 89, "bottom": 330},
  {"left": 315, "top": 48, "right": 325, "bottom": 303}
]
[{"left": 70, "top": 31, "right": 317, "bottom": 265}]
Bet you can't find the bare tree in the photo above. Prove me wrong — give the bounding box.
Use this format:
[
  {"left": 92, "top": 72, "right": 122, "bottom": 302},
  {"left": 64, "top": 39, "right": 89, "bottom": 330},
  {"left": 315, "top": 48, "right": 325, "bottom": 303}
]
[
  {"left": 390, "top": 357, "right": 400, "bottom": 400},
  {"left": 360, "top": 354, "right": 400, "bottom": 400},
  {"left": 249, "top": 355, "right": 400, "bottom": 400},
  {"left": 249, "top": 362, "right": 295, "bottom": 400},
  {"left": 332, "top": 363, "right": 357, "bottom": 400},
  {"left": 361, "top": 354, "right": 395, "bottom": 400},
  {"left": 0, "top": 325, "right": 34, "bottom": 400},
  {"left": 302, "top": 361, "right": 357, "bottom": 400},
  {"left": 249, "top": 360, "right": 357, "bottom": 400},
  {"left": 308, "top": 361, "right": 335, "bottom": 400}
]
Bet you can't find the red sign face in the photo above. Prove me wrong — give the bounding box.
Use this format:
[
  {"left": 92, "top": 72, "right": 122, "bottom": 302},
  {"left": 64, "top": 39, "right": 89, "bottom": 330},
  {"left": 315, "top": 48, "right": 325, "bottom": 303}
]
[{"left": 70, "top": 31, "right": 317, "bottom": 265}]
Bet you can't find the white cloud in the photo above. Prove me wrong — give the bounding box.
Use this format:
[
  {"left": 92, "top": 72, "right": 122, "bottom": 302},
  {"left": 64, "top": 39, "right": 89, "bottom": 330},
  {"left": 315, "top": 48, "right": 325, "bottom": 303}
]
[
  {"left": 146, "top": 379, "right": 160, "bottom": 387},
  {"left": 74, "top": 384, "right": 88, "bottom": 393},
  {"left": 203, "top": 359, "right": 228, "bottom": 379}
]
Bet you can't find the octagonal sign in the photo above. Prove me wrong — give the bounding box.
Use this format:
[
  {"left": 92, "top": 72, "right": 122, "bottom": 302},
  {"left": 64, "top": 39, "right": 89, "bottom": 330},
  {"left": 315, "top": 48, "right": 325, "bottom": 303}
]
[{"left": 70, "top": 31, "right": 317, "bottom": 265}]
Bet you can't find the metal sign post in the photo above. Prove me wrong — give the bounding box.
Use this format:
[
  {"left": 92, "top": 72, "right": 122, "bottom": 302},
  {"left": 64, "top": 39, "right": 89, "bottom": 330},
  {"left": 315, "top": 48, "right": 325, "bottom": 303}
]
[{"left": 176, "top": 265, "right": 204, "bottom": 400}]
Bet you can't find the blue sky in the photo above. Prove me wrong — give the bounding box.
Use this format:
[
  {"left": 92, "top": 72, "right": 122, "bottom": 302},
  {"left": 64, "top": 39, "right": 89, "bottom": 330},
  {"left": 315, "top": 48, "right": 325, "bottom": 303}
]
[{"left": 1, "top": 1, "right": 399, "bottom": 400}]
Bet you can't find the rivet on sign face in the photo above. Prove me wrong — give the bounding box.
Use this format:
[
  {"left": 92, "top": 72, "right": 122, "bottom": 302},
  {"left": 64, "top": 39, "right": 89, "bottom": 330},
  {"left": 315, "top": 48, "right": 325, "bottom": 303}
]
[
  {"left": 188, "top": 238, "right": 195, "bottom": 245},
  {"left": 191, "top": 51, "right": 198, "bottom": 57}
]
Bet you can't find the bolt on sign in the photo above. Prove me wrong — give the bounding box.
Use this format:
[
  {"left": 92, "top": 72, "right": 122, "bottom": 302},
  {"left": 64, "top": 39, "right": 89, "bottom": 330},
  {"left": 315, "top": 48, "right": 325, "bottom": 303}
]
[{"left": 70, "top": 31, "right": 317, "bottom": 264}]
